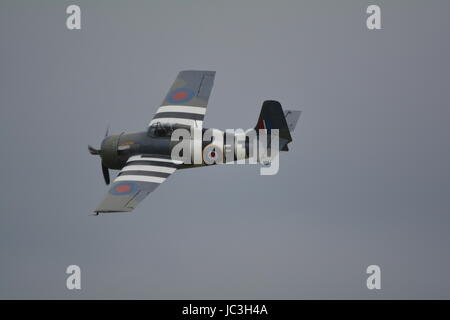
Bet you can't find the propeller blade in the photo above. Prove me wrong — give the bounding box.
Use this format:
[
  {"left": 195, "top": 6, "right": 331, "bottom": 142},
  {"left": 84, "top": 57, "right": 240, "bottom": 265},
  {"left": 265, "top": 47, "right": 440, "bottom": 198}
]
[
  {"left": 105, "top": 124, "right": 110, "bottom": 138},
  {"left": 102, "top": 163, "right": 110, "bottom": 185},
  {"left": 88, "top": 145, "right": 100, "bottom": 155}
]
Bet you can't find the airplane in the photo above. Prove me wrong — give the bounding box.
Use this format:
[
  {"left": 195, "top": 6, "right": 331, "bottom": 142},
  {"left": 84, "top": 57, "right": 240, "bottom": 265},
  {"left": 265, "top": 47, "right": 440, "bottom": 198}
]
[{"left": 89, "top": 70, "right": 301, "bottom": 214}]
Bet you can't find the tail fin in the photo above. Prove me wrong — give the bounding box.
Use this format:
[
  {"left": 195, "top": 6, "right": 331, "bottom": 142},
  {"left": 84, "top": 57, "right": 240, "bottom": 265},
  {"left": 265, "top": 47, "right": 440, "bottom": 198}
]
[{"left": 255, "top": 100, "right": 301, "bottom": 151}]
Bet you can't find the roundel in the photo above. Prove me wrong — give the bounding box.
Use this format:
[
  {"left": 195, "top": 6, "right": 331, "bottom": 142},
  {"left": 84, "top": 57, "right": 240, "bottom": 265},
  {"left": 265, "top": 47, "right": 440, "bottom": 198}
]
[
  {"left": 167, "top": 88, "right": 195, "bottom": 104},
  {"left": 203, "top": 144, "right": 223, "bottom": 165},
  {"left": 110, "top": 182, "right": 137, "bottom": 196}
]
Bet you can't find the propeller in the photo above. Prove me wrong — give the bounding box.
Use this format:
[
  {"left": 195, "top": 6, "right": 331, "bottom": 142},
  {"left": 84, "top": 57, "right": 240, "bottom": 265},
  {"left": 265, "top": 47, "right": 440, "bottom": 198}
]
[
  {"left": 88, "top": 125, "right": 111, "bottom": 185},
  {"left": 104, "top": 124, "right": 109, "bottom": 138},
  {"left": 88, "top": 145, "right": 100, "bottom": 155},
  {"left": 101, "top": 163, "right": 110, "bottom": 185}
]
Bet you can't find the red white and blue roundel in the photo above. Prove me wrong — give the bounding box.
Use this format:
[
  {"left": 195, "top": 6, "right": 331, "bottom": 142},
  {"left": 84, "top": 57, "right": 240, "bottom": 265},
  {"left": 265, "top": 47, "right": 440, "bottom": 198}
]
[
  {"left": 167, "top": 88, "right": 195, "bottom": 104},
  {"left": 110, "top": 182, "right": 137, "bottom": 196},
  {"left": 203, "top": 144, "right": 223, "bottom": 165},
  {"left": 257, "top": 119, "right": 272, "bottom": 132}
]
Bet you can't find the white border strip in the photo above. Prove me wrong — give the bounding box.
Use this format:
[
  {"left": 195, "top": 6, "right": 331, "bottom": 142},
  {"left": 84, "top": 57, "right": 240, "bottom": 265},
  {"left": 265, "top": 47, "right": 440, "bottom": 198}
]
[
  {"left": 122, "top": 165, "right": 176, "bottom": 174},
  {"left": 115, "top": 175, "right": 166, "bottom": 184},
  {"left": 157, "top": 105, "right": 206, "bottom": 115},
  {"left": 127, "top": 155, "right": 183, "bottom": 164}
]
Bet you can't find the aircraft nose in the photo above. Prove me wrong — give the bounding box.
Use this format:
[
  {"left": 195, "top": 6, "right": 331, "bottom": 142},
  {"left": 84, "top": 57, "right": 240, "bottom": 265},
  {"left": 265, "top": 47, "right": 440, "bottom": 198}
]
[
  {"left": 98, "top": 134, "right": 122, "bottom": 169},
  {"left": 99, "top": 136, "right": 112, "bottom": 156}
]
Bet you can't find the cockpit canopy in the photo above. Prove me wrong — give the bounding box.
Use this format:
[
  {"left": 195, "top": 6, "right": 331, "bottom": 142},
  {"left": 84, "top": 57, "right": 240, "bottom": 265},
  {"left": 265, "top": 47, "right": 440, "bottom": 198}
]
[{"left": 147, "top": 122, "right": 175, "bottom": 137}]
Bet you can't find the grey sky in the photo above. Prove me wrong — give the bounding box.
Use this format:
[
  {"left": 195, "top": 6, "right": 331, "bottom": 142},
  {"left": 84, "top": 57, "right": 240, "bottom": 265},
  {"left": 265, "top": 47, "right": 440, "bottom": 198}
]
[{"left": 1, "top": 0, "right": 450, "bottom": 299}]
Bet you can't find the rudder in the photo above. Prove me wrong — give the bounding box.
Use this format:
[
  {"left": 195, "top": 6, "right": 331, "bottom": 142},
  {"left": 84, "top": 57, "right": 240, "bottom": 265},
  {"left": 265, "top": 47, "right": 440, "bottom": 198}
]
[{"left": 255, "top": 100, "right": 300, "bottom": 151}]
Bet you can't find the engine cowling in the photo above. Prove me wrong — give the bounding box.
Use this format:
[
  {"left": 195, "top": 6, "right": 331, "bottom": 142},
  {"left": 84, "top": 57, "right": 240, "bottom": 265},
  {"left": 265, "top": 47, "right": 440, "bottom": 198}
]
[{"left": 99, "top": 133, "right": 122, "bottom": 169}]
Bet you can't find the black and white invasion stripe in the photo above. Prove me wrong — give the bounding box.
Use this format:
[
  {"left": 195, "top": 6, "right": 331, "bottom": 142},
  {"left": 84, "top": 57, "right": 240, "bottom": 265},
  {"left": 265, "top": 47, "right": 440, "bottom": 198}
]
[
  {"left": 148, "top": 105, "right": 206, "bottom": 128},
  {"left": 114, "top": 155, "right": 182, "bottom": 184}
]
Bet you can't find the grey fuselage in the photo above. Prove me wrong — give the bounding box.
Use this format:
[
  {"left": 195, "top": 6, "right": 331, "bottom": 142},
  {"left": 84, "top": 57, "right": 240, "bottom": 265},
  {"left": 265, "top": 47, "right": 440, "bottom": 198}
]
[{"left": 99, "top": 129, "right": 257, "bottom": 171}]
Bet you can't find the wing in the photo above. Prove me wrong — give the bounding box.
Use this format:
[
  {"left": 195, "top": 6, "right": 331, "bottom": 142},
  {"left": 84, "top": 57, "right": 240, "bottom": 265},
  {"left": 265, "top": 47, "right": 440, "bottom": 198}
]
[
  {"left": 149, "top": 70, "right": 216, "bottom": 129},
  {"left": 94, "top": 155, "right": 182, "bottom": 214}
]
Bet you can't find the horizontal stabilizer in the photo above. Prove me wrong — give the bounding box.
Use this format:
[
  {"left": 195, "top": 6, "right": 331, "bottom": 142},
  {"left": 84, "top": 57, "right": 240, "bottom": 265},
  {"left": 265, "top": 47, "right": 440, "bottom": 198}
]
[{"left": 284, "top": 110, "right": 302, "bottom": 132}]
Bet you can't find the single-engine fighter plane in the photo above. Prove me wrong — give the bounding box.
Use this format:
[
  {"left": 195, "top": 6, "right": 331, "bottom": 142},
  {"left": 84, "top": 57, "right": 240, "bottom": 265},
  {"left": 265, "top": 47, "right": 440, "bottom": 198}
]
[{"left": 89, "top": 70, "right": 301, "bottom": 214}]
